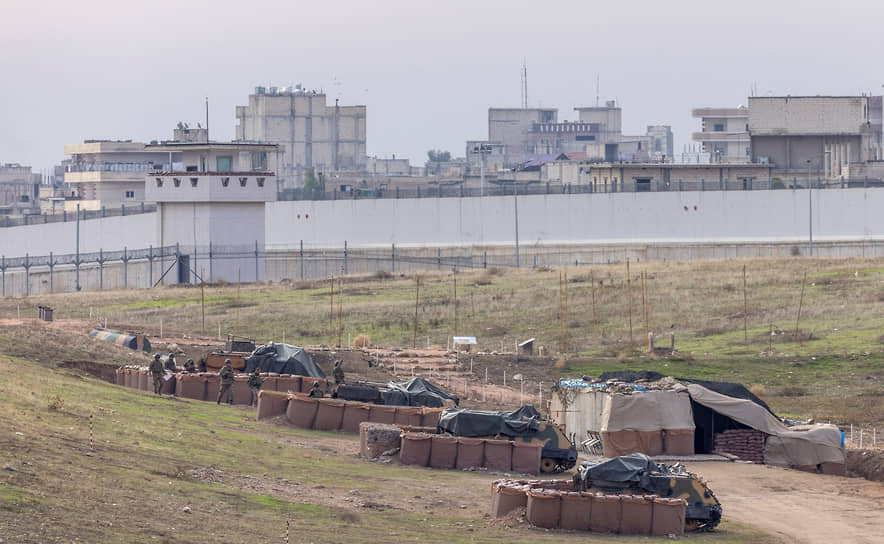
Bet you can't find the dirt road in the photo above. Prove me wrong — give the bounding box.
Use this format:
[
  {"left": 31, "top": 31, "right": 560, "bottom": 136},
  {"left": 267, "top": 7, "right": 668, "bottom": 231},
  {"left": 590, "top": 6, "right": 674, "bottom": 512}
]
[{"left": 686, "top": 461, "right": 884, "bottom": 543}]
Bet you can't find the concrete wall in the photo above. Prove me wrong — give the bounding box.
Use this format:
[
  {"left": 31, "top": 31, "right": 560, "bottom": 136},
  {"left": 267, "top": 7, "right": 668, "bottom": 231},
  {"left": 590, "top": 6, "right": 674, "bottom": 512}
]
[
  {"left": 749, "top": 97, "right": 869, "bottom": 135},
  {"left": 0, "top": 212, "right": 157, "bottom": 257}
]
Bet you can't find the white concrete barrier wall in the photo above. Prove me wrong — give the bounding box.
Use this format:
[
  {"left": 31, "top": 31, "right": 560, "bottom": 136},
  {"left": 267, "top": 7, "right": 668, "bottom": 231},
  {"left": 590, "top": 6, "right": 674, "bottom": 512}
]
[{"left": 0, "top": 213, "right": 157, "bottom": 257}]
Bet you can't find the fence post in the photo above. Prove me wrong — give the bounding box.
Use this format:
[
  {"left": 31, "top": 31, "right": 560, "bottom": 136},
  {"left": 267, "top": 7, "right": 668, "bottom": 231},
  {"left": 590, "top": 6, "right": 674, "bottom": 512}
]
[
  {"left": 24, "top": 254, "right": 30, "bottom": 297},
  {"left": 864, "top": 176, "right": 868, "bottom": 188},
  {"left": 417, "top": 186, "right": 421, "bottom": 198},
  {"left": 149, "top": 245, "right": 154, "bottom": 287},
  {"left": 141, "top": 202, "right": 145, "bottom": 213},
  {"left": 769, "top": 176, "right": 773, "bottom": 190},
  {"left": 208, "top": 241, "right": 213, "bottom": 282},
  {"left": 679, "top": 178, "right": 683, "bottom": 191},
  {"left": 701, "top": 178, "right": 705, "bottom": 191},
  {"left": 121, "top": 204, "right": 126, "bottom": 216},
  {"left": 1, "top": 256, "right": 4, "bottom": 297},
  {"left": 546, "top": 182, "right": 550, "bottom": 194},
  {"left": 720, "top": 177, "right": 724, "bottom": 191},
  {"left": 396, "top": 186, "right": 400, "bottom": 199},
  {"left": 255, "top": 240, "right": 259, "bottom": 282},
  {"left": 391, "top": 243, "right": 396, "bottom": 273},
  {"left": 300, "top": 240, "right": 304, "bottom": 280},
  {"left": 792, "top": 177, "right": 797, "bottom": 189},
  {"left": 344, "top": 241, "right": 348, "bottom": 275},
  {"left": 437, "top": 247, "right": 441, "bottom": 270},
  {"left": 460, "top": 184, "right": 464, "bottom": 198},
  {"left": 175, "top": 242, "right": 180, "bottom": 284},
  {"left": 122, "top": 246, "right": 128, "bottom": 288},
  {"left": 483, "top": 251, "right": 487, "bottom": 269},
  {"left": 49, "top": 251, "right": 54, "bottom": 293},
  {"left": 333, "top": 188, "right": 337, "bottom": 201},
  {"left": 840, "top": 175, "right": 844, "bottom": 189},
  {"left": 63, "top": 210, "right": 67, "bottom": 222},
  {"left": 99, "top": 248, "right": 104, "bottom": 290},
  {"left": 102, "top": 206, "right": 106, "bottom": 218}
]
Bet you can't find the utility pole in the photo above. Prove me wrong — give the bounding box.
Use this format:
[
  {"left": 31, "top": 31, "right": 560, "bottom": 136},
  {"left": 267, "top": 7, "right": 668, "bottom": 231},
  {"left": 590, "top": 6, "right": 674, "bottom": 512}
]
[
  {"left": 514, "top": 181, "right": 520, "bottom": 267},
  {"left": 75, "top": 203, "right": 81, "bottom": 291},
  {"left": 807, "top": 160, "right": 813, "bottom": 256}
]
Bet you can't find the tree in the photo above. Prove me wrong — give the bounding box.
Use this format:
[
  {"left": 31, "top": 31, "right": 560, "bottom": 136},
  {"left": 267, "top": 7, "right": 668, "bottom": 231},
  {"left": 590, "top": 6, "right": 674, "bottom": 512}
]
[
  {"left": 302, "top": 168, "right": 325, "bottom": 199},
  {"left": 426, "top": 149, "right": 452, "bottom": 163}
]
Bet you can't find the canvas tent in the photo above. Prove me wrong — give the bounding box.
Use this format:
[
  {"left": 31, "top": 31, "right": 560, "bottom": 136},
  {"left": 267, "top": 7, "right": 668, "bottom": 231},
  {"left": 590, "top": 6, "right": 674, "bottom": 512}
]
[
  {"left": 599, "top": 388, "right": 695, "bottom": 457},
  {"left": 244, "top": 343, "right": 325, "bottom": 378}
]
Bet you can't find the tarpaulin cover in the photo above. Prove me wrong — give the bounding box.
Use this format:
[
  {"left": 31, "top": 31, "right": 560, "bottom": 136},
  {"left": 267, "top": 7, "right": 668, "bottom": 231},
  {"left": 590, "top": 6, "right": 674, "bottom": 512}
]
[
  {"left": 598, "top": 370, "right": 666, "bottom": 383},
  {"left": 382, "top": 377, "right": 459, "bottom": 408},
  {"left": 244, "top": 343, "right": 325, "bottom": 378},
  {"left": 601, "top": 390, "right": 694, "bottom": 432},
  {"left": 584, "top": 453, "right": 662, "bottom": 483},
  {"left": 437, "top": 405, "right": 541, "bottom": 437},
  {"left": 680, "top": 378, "right": 774, "bottom": 414}
]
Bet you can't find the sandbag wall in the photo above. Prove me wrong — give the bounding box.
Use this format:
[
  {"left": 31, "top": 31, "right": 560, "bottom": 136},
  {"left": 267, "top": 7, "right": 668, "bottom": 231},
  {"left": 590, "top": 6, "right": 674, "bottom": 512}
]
[
  {"left": 713, "top": 429, "right": 764, "bottom": 463},
  {"left": 399, "top": 433, "right": 542, "bottom": 475},
  {"left": 491, "top": 479, "right": 686, "bottom": 537}
]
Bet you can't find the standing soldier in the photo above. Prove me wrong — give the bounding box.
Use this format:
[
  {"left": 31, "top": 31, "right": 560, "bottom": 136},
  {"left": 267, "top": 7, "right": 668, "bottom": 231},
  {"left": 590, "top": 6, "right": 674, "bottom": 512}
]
[
  {"left": 333, "top": 360, "right": 345, "bottom": 386},
  {"left": 183, "top": 358, "right": 196, "bottom": 373},
  {"left": 149, "top": 353, "right": 164, "bottom": 395},
  {"left": 247, "top": 367, "right": 263, "bottom": 407},
  {"left": 164, "top": 353, "right": 177, "bottom": 372},
  {"left": 308, "top": 381, "right": 324, "bottom": 398},
  {"left": 217, "top": 359, "right": 235, "bottom": 405}
]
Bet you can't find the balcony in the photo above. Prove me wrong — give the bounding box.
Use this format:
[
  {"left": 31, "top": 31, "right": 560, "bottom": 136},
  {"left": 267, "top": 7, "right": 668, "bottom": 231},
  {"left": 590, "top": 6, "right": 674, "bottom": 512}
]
[
  {"left": 692, "top": 132, "right": 750, "bottom": 142},
  {"left": 145, "top": 171, "right": 277, "bottom": 203},
  {"left": 691, "top": 108, "right": 748, "bottom": 118}
]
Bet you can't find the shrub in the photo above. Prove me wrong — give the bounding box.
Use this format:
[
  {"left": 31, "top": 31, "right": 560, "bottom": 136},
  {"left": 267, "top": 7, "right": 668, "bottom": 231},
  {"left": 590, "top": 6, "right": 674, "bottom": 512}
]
[
  {"left": 781, "top": 385, "right": 807, "bottom": 397},
  {"left": 48, "top": 394, "right": 64, "bottom": 411},
  {"left": 353, "top": 334, "right": 371, "bottom": 348},
  {"left": 749, "top": 384, "right": 766, "bottom": 397}
]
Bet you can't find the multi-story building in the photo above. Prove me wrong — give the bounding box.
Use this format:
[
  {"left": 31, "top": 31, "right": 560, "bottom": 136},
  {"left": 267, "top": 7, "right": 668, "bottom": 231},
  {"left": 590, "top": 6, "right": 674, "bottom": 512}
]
[
  {"left": 63, "top": 140, "right": 171, "bottom": 210},
  {"left": 748, "top": 96, "right": 883, "bottom": 178},
  {"left": 691, "top": 106, "right": 750, "bottom": 162},
  {"left": 0, "top": 163, "right": 40, "bottom": 216},
  {"left": 235, "top": 85, "right": 367, "bottom": 188},
  {"left": 647, "top": 125, "right": 674, "bottom": 158}
]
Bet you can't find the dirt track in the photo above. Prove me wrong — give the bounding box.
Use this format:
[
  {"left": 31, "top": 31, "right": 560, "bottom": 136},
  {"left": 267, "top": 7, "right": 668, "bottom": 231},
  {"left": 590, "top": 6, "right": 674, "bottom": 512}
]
[{"left": 685, "top": 461, "right": 884, "bottom": 543}]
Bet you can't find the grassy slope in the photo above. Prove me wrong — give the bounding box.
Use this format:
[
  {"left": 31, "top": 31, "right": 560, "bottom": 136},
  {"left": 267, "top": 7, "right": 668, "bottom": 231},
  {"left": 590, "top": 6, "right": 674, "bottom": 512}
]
[{"left": 0, "top": 357, "right": 773, "bottom": 543}]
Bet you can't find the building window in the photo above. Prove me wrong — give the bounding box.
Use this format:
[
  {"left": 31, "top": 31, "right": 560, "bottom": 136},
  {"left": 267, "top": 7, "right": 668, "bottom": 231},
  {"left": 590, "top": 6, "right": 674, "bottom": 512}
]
[
  {"left": 256, "top": 177, "right": 265, "bottom": 187},
  {"left": 186, "top": 166, "right": 198, "bottom": 172},
  {"left": 221, "top": 177, "right": 230, "bottom": 187},
  {"left": 714, "top": 123, "right": 725, "bottom": 132},
  {"left": 239, "top": 177, "right": 248, "bottom": 187},
  {"left": 155, "top": 178, "right": 163, "bottom": 187},
  {"left": 173, "top": 178, "right": 181, "bottom": 187},
  {"left": 190, "top": 178, "right": 199, "bottom": 187},
  {"left": 216, "top": 156, "right": 232, "bottom": 172},
  {"left": 124, "top": 190, "right": 135, "bottom": 199},
  {"left": 576, "top": 135, "right": 596, "bottom": 141}
]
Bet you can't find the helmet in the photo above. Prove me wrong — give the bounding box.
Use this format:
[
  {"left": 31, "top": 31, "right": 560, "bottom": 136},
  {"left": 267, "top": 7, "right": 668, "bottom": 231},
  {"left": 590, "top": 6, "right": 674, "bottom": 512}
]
[
  {"left": 186, "top": 358, "right": 193, "bottom": 363},
  {"left": 154, "top": 353, "right": 160, "bottom": 359},
  {"left": 225, "top": 359, "right": 232, "bottom": 364},
  {"left": 313, "top": 381, "right": 319, "bottom": 386}
]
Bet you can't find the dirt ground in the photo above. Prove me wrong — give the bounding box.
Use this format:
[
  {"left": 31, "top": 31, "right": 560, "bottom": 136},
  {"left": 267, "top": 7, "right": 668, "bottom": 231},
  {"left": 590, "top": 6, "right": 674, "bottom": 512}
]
[{"left": 683, "top": 461, "right": 884, "bottom": 544}]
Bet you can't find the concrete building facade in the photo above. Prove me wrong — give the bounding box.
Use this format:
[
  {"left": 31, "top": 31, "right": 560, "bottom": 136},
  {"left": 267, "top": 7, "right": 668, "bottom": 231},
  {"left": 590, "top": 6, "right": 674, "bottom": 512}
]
[
  {"left": 749, "top": 96, "right": 883, "bottom": 179},
  {"left": 235, "top": 85, "right": 367, "bottom": 188},
  {"left": 0, "top": 163, "right": 40, "bottom": 216},
  {"left": 692, "top": 107, "right": 750, "bottom": 162}
]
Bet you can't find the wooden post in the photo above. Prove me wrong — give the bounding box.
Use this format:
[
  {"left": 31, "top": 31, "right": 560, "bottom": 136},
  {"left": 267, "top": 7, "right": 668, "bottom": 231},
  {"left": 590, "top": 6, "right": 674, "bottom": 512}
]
[
  {"left": 642, "top": 270, "right": 649, "bottom": 353},
  {"left": 329, "top": 274, "right": 334, "bottom": 346},
  {"left": 793, "top": 271, "right": 807, "bottom": 343},
  {"left": 453, "top": 268, "right": 458, "bottom": 337},
  {"left": 558, "top": 271, "right": 564, "bottom": 354},
  {"left": 769, "top": 323, "right": 773, "bottom": 353},
  {"left": 200, "top": 266, "right": 206, "bottom": 335},
  {"left": 627, "top": 259, "right": 633, "bottom": 348},
  {"left": 590, "top": 269, "right": 599, "bottom": 352},
  {"left": 471, "top": 291, "right": 476, "bottom": 340},
  {"left": 412, "top": 276, "right": 420, "bottom": 349},
  {"left": 564, "top": 269, "right": 569, "bottom": 354},
  {"left": 743, "top": 264, "right": 748, "bottom": 352}
]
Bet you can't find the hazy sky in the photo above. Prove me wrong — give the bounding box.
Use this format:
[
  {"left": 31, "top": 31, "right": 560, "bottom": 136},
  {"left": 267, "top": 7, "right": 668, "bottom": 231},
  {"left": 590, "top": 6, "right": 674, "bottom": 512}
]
[{"left": 1, "top": 0, "right": 881, "bottom": 172}]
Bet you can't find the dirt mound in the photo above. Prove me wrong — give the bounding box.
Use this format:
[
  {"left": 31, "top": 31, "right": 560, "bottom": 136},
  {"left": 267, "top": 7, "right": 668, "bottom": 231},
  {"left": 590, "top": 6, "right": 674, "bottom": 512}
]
[{"left": 847, "top": 449, "right": 884, "bottom": 482}]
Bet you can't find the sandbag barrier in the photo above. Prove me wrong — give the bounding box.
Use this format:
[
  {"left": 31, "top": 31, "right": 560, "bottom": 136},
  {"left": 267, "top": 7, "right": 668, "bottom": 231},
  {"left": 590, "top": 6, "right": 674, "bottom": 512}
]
[
  {"left": 399, "top": 434, "right": 542, "bottom": 475},
  {"left": 491, "top": 479, "right": 687, "bottom": 537}
]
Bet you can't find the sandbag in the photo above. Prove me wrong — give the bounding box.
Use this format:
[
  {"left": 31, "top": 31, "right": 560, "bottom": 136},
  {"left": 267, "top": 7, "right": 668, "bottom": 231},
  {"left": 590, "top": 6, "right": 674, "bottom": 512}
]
[
  {"left": 314, "top": 399, "right": 345, "bottom": 431},
  {"left": 263, "top": 373, "right": 279, "bottom": 392},
  {"left": 231, "top": 375, "right": 250, "bottom": 405},
  {"left": 484, "top": 439, "right": 512, "bottom": 472},
  {"left": 663, "top": 428, "right": 695, "bottom": 456},
  {"left": 429, "top": 435, "right": 458, "bottom": 469},
  {"left": 491, "top": 481, "right": 529, "bottom": 518},
  {"left": 455, "top": 437, "right": 485, "bottom": 470},
  {"left": 637, "top": 431, "right": 664, "bottom": 456},
  {"left": 139, "top": 370, "right": 150, "bottom": 391},
  {"left": 286, "top": 394, "right": 318, "bottom": 429},
  {"left": 560, "top": 492, "right": 593, "bottom": 531},
  {"left": 619, "top": 494, "right": 654, "bottom": 535},
  {"left": 205, "top": 373, "right": 221, "bottom": 399},
  {"left": 821, "top": 462, "right": 845, "bottom": 476},
  {"left": 277, "top": 374, "right": 302, "bottom": 394},
  {"left": 651, "top": 497, "right": 686, "bottom": 537},
  {"left": 115, "top": 368, "right": 123, "bottom": 386},
  {"left": 370, "top": 405, "right": 398, "bottom": 425},
  {"left": 526, "top": 489, "right": 560, "bottom": 529},
  {"left": 256, "top": 390, "right": 290, "bottom": 420},
  {"left": 176, "top": 373, "right": 205, "bottom": 400},
  {"left": 360, "top": 422, "right": 401, "bottom": 459},
  {"left": 341, "top": 402, "right": 372, "bottom": 433},
  {"left": 511, "top": 441, "right": 543, "bottom": 475},
  {"left": 589, "top": 494, "right": 621, "bottom": 533},
  {"left": 421, "top": 407, "right": 444, "bottom": 428},
  {"left": 160, "top": 373, "right": 177, "bottom": 395},
  {"left": 400, "top": 432, "right": 433, "bottom": 466},
  {"left": 394, "top": 406, "right": 423, "bottom": 427}
]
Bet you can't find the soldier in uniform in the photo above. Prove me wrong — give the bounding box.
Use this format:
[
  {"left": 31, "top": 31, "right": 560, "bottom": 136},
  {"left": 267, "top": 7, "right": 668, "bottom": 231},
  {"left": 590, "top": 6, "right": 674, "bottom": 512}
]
[
  {"left": 308, "top": 381, "right": 324, "bottom": 398},
  {"left": 247, "top": 367, "right": 263, "bottom": 407},
  {"left": 183, "top": 358, "right": 196, "bottom": 373},
  {"left": 217, "top": 359, "right": 235, "bottom": 404},
  {"left": 149, "top": 353, "right": 164, "bottom": 395},
  {"left": 164, "top": 353, "right": 177, "bottom": 372},
  {"left": 332, "top": 360, "right": 345, "bottom": 385}
]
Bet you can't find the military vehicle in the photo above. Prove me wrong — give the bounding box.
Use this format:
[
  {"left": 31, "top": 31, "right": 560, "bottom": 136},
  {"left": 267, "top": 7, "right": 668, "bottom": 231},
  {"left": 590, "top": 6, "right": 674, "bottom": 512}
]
[
  {"left": 573, "top": 453, "right": 722, "bottom": 531},
  {"left": 437, "top": 406, "right": 578, "bottom": 472},
  {"left": 205, "top": 334, "right": 256, "bottom": 371}
]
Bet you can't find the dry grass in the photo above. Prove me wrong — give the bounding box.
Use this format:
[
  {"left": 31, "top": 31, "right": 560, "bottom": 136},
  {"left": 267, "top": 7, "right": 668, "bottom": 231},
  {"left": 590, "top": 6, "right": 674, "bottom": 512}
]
[
  {"left": 353, "top": 334, "right": 371, "bottom": 348},
  {"left": 749, "top": 384, "right": 767, "bottom": 397}
]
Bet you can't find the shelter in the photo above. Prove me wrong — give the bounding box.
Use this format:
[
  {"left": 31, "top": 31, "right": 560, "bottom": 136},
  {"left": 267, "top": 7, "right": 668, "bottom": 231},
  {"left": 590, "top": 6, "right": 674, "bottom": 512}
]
[
  {"left": 244, "top": 343, "right": 325, "bottom": 378},
  {"left": 89, "top": 329, "right": 151, "bottom": 352}
]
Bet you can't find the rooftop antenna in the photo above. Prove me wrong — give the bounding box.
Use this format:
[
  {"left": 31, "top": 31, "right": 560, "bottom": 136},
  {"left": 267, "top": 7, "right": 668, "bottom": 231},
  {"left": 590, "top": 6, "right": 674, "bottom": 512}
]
[
  {"left": 205, "top": 97, "right": 210, "bottom": 143},
  {"left": 596, "top": 75, "right": 600, "bottom": 107},
  {"left": 521, "top": 58, "right": 528, "bottom": 109}
]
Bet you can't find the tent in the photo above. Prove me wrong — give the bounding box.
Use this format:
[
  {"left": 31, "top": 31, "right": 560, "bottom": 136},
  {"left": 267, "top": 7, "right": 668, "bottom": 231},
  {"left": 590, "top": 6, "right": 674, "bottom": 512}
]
[
  {"left": 599, "top": 388, "right": 695, "bottom": 457},
  {"left": 382, "top": 377, "right": 459, "bottom": 408},
  {"left": 89, "top": 329, "right": 151, "bottom": 352},
  {"left": 244, "top": 343, "right": 325, "bottom": 378}
]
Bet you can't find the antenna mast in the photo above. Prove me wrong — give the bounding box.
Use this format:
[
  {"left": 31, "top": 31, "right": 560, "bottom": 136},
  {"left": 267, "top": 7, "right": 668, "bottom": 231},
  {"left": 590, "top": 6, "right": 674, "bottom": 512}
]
[{"left": 521, "top": 59, "right": 528, "bottom": 109}]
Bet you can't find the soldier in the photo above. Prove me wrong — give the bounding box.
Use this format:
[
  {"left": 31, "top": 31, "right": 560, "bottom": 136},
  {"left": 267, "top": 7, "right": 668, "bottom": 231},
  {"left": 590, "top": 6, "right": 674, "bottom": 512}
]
[
  {"left": 332, "top": 360, "right": 345, "bottom": 385},
  {"left": 164, "top": 353, "right": 177, "bottom": 372},
  {"left": 217, "top": 359, "right": 235, "bottom": 404},
  {"left": 149, "top": 353, "right": 164, "bottom": 395},
  {"left": 308, "top": 380, "right": 324, "bottom": 398},
  {"left": 183, "top": 358, "right": 196, "bottom": 373},
  {"left": 198, "top": 358, "right": 207, "bottom": 373},
  {"left": 247, "top": 367, "right": 263, "bottom": 407}
]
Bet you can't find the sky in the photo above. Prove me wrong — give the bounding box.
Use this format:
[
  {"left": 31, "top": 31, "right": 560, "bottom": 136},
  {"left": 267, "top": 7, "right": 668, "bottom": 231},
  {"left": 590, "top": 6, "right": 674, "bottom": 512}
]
[{"left": 1, "top": 0, "right": 882, "bottom": 173}]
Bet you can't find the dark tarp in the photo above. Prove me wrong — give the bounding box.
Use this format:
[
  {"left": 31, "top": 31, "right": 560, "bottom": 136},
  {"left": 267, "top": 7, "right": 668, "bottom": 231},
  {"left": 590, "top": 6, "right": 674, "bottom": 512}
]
[
  {"left": 244, "top": 343, "right": 326, "bottom": 378},
  {"left": 678, "top": 378, "right": 774, "bottom": 414},
  {"left": 598, "top": 370, "right": 666, "bottom": 383},
  {"left": 437, "top": 405, "right": 541, "bottom": 437},
  {"left": 582, "top": 453, "right": 662, "bottom": 483},
  {"left": 382, "top": 377, "right": 459, "bottom": 408}
]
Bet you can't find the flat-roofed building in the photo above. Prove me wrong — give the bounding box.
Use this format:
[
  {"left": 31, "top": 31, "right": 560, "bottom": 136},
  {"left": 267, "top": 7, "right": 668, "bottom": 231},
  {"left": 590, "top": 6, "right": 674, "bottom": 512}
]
[{"left": 692, "top": 106, "right": 750, "bottom": 162}]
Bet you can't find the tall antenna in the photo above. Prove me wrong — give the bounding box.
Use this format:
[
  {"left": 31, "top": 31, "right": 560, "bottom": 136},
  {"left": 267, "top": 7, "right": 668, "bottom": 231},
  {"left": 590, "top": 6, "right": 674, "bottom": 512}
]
[
  {"left": 521, "top": 58, "right": 528, "bottom": 109},
  {"left": 596, "top": 75, "right": 600, "bottom": 107},
  {"left": 205, "top": 97, "right": 210, "bottom": 143}
]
